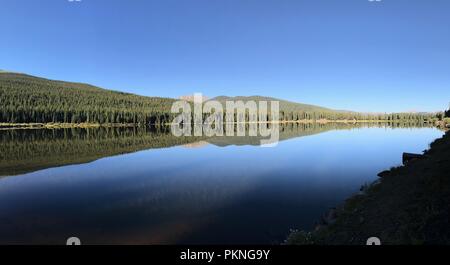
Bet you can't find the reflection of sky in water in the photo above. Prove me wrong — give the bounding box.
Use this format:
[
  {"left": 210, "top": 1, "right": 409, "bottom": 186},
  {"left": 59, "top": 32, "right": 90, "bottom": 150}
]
[{"left": 0, "top": 127, "right": 444, "bottom": 244}]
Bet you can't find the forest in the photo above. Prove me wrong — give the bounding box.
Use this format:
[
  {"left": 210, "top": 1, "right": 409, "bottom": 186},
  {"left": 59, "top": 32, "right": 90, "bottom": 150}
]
[
  {"left": 0, "top": 72, "right": 444, "bottom": 125},
  {"left": 0, "top": 72, "right": 176, "bottom": 125}
]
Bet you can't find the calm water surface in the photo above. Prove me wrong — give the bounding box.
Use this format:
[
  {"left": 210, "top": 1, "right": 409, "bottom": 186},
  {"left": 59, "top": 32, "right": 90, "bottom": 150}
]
[{"left": 0, "top": 124, "right": 444, "bottom": 244}]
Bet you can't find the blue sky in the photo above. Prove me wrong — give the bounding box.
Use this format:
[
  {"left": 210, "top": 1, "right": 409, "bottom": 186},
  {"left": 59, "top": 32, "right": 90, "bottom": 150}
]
[{"left": 1, "top": 0, "right": 449, "bottom": 112}]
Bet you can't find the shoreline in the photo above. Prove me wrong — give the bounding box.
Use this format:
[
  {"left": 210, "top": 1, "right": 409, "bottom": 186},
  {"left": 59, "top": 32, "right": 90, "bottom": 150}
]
[
  {"left": 0, "top": 122, "right": 139, "bottom": 130},
  {"left": 0, "top": 119, "right": 443, "bottom": 130},
  {"left": 287, "top": 130, "right": 450, "bottom": 245}
]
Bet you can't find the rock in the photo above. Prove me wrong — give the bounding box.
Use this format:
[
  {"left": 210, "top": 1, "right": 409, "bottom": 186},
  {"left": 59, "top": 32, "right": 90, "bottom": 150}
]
[
  {"left": 402, "top": 152, "right": 423, "bottom": 165},
  {"left": 377, "top": 170, "right": 391, "bottom": 178}
]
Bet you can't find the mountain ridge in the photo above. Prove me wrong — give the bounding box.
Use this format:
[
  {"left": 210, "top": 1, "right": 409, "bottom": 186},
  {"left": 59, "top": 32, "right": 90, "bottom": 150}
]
[
  {"left": 0, "top": 71, "right": 438, "bottom": 124},
  {"left": 0, "top": 71, "right": 348, "bottom": 115},
  {"left": 210, "top": 95, "right": 341, "bottom": 114}
]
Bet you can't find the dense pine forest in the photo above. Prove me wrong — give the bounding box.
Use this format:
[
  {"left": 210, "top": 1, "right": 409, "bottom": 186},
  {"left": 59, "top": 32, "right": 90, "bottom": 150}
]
[
  {"left": 0, "top": 72, "right": 176, "bottom": 125},
  {"left": 212, "top": 96, "right": 441, "bottom": 122},
  {"left": 0, "top": 72, "right": 443, "bottom": 125}
]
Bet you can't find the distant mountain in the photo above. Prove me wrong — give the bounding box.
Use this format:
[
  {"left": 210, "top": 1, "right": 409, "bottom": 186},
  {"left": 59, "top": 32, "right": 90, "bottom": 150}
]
[{"left": 211, "top": 95, "right": 342, "bottom": 114}]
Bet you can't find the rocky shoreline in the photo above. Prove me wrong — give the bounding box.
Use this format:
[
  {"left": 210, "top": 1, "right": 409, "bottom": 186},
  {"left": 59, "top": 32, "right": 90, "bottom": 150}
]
[{"left": 287, "top": 130, "right": 450, "bottom": 245}]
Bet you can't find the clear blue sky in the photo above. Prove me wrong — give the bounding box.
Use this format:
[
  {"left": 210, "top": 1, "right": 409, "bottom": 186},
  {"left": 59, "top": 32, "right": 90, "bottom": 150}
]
[{"left": 1, "top": 0, "right": 449, "bottom": 112}]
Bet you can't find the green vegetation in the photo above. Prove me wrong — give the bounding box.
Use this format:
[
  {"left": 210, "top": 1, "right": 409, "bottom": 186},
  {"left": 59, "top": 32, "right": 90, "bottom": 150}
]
[
  {"left": 0, "top": 72, "right": 176, "bottom": 125},
  {"left": 287, "top": 131, "right": 450, "bottom": 245},
  {"left": 0, "top": 72, "right": 442, "bottom": 127},
  {"left": 210, "top": 96, "right": 440, "bottom": 122}
]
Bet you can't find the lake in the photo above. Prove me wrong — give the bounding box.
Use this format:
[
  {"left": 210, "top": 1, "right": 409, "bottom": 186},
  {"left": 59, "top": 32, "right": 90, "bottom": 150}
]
[{"left": 0, "top": 123, "right": 444, "bottom": 244}]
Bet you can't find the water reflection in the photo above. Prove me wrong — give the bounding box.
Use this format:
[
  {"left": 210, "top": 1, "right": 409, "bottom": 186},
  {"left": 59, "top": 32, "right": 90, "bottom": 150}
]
[
  {"left": 0, "top": 123, "right": 443, "bottom": 244},
  {"left": 0, "top": 122, "right": 434, "bottom": 177}
]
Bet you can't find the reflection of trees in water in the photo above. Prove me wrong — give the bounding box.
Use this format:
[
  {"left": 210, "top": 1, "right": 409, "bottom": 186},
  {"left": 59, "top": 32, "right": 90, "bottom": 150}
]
[
  {"left": 0, "top": 122, "right": 434, "bottom": 177},
  {"left": 207, "top": 121, "right": 434, "bottom": 146},
  {"left": 0, "top": 127, "right": 202, "bottom": 177}
]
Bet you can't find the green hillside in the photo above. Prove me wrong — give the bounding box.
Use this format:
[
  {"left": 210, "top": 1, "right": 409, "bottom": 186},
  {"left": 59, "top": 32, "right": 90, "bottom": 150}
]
[
  {"left": 212, "top": 95, "right": 334, "bottom": 113},
  {"left": 210, "top": 95, "right": 349, "bottom": 120},
  {"left": 0, "top": 72, "right": 176, "bottom": 125},
  {"left": 210, "top": 96, "right": 434, "bottom": 121},
  {"left": 0, "top": 72, "right": 440, "bottom": 125}
]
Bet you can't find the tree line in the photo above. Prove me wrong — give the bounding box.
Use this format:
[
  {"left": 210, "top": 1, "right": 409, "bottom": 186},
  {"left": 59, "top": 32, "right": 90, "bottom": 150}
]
[
  {"left": 277, "top": 110, "right": 439, "bottom": 122},
  {"left": 0, "top": 73, "right": 176, "bottom": 125},
  {"left": 0, "top": 72, "right": 444, "bottom": 125}
]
